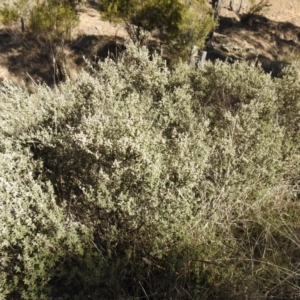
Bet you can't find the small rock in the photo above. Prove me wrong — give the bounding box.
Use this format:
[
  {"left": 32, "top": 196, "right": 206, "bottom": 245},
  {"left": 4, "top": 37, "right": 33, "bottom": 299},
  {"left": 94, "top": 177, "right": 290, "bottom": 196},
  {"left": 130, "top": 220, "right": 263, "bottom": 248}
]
[
  {"left": 227, "top": 57, "right": 234, "bottom": 63},
  {"left": 221, "top": 44, "right": 230, "bottom": 52},
  {"left": 233, "top": 45, "right": 240, "bottom": 51}
]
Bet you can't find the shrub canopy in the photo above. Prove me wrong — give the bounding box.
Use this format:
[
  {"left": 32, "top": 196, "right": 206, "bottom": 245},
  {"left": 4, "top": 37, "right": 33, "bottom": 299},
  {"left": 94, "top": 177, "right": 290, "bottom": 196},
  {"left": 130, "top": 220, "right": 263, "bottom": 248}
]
[{"left": 1, "top": 44, "right": 300, "bottom": 299}]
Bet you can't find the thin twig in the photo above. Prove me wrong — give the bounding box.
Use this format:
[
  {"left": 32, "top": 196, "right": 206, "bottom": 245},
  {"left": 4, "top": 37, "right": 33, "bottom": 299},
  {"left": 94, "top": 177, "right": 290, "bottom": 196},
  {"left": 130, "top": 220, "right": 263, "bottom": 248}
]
[
  {"left": 139, "top": 281, "right": 150, "bottom": 300},
  {"left": 181, "top": 286, "right": 194, "bottom": 300},
  {"left": 26, "top": 72, "right": 38, "bottom": 86}
]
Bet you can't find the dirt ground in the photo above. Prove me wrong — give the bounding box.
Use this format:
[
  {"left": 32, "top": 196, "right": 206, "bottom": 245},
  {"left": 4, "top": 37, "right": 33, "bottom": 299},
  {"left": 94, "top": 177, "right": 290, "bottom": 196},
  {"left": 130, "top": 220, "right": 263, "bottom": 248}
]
[
  {"left": 0, "top": 0, "right": 300, "bottom": 85},
  {"left": 220, "top": 0, "right": 300, "bottom": 26},
  {"left": 201, "top": 0, "right": 299, "bottom": 75}
]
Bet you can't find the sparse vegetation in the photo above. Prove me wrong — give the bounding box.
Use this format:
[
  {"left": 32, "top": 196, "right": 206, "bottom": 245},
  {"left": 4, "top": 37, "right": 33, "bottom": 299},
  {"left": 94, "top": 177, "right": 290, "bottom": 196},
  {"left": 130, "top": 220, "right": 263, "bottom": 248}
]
[
  {"left": 0, "top": 0, "right": 79, "bottom": 84},
  {"left": 248, "top": 0, "right": 271, "bottom": 15},
  {"left": 240, "top": 0, "right": 271, "bottom": 23},
  {"left": 1, "top": 43, "right": 300, "bottom": 299}
]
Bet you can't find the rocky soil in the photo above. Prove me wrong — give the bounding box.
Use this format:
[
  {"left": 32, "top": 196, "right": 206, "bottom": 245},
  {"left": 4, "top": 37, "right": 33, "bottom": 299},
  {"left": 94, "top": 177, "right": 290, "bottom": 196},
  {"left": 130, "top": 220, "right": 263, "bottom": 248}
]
[{"left": 209, "top": 0, "right": 300, "bottom": 75}]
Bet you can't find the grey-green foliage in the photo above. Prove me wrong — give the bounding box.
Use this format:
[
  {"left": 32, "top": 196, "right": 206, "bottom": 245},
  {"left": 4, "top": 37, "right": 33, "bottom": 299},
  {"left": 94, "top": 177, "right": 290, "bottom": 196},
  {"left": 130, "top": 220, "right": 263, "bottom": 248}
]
[
  {"left": 275, "top": 61, "right": 300, "bottom": 144},
  {"left": 275, "top": 61, "right": 300, "bottom": 191},
  {"left": 0, "top": 138, "right": 89, "bottom": 299},
  {"left": 27, "top": 44, "right": 211, "bottom": 274},
  {"left": 0, "top": 83, "right": 90, "bottom": 299},
  {"left": 1, "top": 43, "right": 300, "bottom": 299}
]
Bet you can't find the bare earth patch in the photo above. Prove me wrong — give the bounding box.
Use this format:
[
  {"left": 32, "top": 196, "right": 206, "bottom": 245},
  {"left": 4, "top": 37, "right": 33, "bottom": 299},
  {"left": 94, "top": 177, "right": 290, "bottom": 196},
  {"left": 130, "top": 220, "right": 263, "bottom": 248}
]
[
  {"left": 74, "top": 7, "right": 129, "bottom": 40},
  {"left": 0, "top": 0, "right": 300, "bottom": 84},
  {"left": 219, "top": 0, "right": 300, "bottom": 26}
]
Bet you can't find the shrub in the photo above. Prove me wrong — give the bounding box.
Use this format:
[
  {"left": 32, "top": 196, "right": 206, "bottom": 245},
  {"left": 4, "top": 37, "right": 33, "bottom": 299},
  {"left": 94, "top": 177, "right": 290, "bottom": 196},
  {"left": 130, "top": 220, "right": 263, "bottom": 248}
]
[
  {"left": 174, "top": 0, "right": 217, "bottom": 61},
  {"left": 1, "top": 44, "right": 300, "bottom": 299},
  {"left": 101, "top": 0, "right": 216, "bottom": 61}
]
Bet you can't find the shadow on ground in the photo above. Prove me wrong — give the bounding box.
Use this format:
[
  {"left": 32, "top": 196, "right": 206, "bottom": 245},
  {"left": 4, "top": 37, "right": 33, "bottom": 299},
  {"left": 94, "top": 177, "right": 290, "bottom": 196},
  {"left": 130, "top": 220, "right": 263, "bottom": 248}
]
[
  {"left": 0, "top": 28, "right": 66, "bottom": 86},
  {"left": 0, "top": 28, "right": 127, "bottom": 86},
  {"left": 72, "top": 34, "right": 126, "bottom": 64},
  {"left": 1, "top": 12, "right": 300, "bottom": 86}
]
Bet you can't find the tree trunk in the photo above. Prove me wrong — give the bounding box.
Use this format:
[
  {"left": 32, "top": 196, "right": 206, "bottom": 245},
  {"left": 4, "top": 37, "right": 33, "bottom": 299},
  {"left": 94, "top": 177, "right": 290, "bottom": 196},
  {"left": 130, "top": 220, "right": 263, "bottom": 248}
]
[
  {"left": 21, "top": 17, "right": 25, "bottom": 33},
  {"left": 211, "top": 0, "right": 222, "bottom": 18}
]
